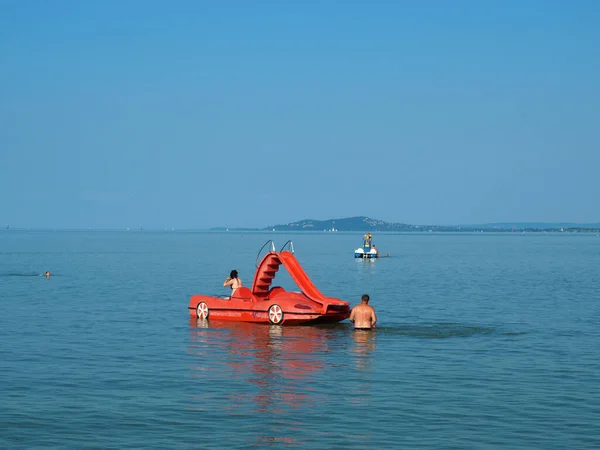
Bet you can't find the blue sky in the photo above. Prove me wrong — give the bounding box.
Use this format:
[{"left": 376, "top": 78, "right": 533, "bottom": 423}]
[{"left": 1, "top": 0, "right": 599, "bottom": 229}]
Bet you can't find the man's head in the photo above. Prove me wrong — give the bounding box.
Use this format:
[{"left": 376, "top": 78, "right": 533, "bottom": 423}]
[{"left": 361, "top": 294, "right": 370, "bottom": 303}]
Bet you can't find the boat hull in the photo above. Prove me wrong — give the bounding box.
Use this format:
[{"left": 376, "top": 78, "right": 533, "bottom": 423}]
[
  {"left": 188, "top": 293, "right": 350, "bottom": 326},
  {"left": 354, "top": 252, "right": 379, "bottom": 258},
  {"left": 188, "top": 245, "right": 351, "bottom": 326}
]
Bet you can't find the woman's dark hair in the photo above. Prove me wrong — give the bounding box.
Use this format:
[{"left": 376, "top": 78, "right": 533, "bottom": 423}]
[{"left": 230, "top": 270, "right": 238, "bottom": 279}]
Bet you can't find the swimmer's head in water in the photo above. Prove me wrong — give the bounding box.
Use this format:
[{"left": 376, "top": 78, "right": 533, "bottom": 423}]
[{"left": 44, "top": 271, "right": 50, "bottom": 277}]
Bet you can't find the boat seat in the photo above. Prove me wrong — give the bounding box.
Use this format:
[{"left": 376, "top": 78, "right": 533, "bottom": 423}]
[
  {"left": 231, "top": 286, "right": 252, "bottom": 302},
  {"left": 268, "top": 286, "right": 285, "bottom": 299}
]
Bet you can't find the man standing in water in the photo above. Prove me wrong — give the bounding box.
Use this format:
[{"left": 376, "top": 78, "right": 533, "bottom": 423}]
[{"left": 349, "top": 294, "right": 377, "bottom": 330}]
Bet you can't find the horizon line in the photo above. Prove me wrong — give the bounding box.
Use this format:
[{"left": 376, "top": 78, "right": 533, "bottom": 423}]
[{"left": 2, "top": 224, "right": 600, "bottom": 232}]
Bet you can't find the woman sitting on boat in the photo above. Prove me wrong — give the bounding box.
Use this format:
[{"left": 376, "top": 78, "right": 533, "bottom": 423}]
[{"left": 224, "top": 270, "right": 242, "bottom": 298}]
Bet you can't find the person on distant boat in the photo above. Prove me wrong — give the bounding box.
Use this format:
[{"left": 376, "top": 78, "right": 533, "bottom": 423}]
[
  {"left": 44, "top": 271, "right": 51, "bottom": 278},
  {"left": 371, "top": 244, "right": 379, "bottom": 257},
  {"left": 224, "top": 270, "right": 242, "bottom": 298},
  {"left": 349, "top": 294, "right": 377, "bottom": 330}
]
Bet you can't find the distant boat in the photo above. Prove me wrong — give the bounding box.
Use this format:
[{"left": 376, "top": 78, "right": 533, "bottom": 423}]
[{"left": 354, "top": 233, "right": 380, "bottom": 259}]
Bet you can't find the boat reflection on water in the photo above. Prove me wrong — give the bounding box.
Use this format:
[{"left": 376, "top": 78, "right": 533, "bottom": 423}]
[
  {"left": 188, "top": 318, "right": 346, "bottom": 445},
  {"left": 188, "top": 318, "right": 378, "bottom": 445},
  {"left": 189, "top": 318, "right": 332, "bottom": 410}
]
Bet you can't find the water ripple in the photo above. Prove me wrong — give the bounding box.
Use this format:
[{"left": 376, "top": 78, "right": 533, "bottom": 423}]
[{"left": 2, "top": 231, "right": 600, "bottom": 449}]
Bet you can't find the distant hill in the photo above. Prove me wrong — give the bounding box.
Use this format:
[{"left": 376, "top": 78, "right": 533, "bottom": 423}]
[
  {"left": 264, "top": 216, "right": 415, "bottom": 232},
  {"left": 207, "top": 216, "right": 600, "bottom": 232},
  {"left": 261, "top": 216, "right": 600, "bottom": 232}
]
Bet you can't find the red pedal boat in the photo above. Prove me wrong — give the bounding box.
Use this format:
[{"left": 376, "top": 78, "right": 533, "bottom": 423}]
[{"left": 188, "top": 240, "right": 350, "bottom": 325}]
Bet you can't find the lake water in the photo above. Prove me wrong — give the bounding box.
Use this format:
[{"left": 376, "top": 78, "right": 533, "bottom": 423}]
[{"left": 1, "top": 230, "right": 599, "bottom": 449}]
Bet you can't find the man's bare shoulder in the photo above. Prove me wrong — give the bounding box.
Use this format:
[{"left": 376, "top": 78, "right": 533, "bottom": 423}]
[{"left": 355, "top": 303, "right": 374, "bottom": 310}]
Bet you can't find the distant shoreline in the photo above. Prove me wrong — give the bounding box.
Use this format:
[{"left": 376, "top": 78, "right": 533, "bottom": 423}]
[
  {"left": 4, "top": 215, "right": 600, "bottom": 234},
  {"left": 3, "top": 228, "right": 599, "bottom": 234},
  {"left": 251, "top": 216, "right": 600, "bottom": 234},
  {"left": 213, "top": 227, "right": 600, "bottom": 233}
]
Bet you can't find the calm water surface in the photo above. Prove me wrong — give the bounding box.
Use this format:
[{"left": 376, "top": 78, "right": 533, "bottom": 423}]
[{"left": 1, "top": 231, "right": 599, "bottom": 449}]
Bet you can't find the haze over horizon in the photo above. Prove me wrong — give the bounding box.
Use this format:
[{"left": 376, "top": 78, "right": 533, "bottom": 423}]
[
  {"left": 3, "top": 215, "right": 600, "bottom": 232},
  {"left": 1, "top": 1, "right": 599, "bottom": 229}
]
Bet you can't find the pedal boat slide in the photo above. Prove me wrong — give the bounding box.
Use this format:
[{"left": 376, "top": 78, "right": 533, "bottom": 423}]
[{"left": 189, "top": 240, "right": 351, "bottom": 325}]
